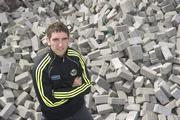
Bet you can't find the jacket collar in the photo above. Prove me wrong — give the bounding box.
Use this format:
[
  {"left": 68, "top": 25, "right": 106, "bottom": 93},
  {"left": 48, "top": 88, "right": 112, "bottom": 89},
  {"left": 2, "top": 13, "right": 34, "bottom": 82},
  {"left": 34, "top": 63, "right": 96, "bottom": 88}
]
[{"left": 49, "top": 47, "right": 68, "bottom": 60}]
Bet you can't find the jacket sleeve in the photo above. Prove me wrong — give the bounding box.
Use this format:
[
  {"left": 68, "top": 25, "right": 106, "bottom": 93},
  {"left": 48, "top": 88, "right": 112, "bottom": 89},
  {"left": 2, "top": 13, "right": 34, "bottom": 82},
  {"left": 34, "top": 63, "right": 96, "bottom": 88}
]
[
  {"left": 53, "top": 49, "right": 91, "bottom": 99},
  {"left": 32, "top": 54, "right": 68, "bottom": 107}
]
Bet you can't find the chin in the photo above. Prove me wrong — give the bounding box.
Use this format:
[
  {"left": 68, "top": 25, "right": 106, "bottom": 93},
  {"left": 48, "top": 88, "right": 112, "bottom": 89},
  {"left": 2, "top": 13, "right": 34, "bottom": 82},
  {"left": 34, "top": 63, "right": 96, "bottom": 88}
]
[{"left": 58, "top": 52, "right": 65, "bottom": 56}]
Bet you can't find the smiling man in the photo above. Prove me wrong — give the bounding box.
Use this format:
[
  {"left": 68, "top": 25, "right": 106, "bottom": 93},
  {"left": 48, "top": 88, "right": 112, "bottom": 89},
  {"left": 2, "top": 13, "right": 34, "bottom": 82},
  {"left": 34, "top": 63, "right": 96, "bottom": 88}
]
[{"left": 31, "top": 21, "right": 92, "bottom": 120}]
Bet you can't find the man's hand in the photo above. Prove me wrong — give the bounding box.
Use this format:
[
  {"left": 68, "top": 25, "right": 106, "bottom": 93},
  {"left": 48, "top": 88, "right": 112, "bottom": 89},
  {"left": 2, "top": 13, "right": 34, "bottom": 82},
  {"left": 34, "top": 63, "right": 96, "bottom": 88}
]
[{"left": 72, "top": 77, "right": 82, "bottom": 87}]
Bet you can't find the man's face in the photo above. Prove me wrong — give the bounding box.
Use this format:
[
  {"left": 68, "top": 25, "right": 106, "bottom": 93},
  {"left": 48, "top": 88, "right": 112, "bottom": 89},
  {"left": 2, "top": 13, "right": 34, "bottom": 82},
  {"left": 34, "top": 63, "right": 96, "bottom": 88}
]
[{"left": 48, "top": 32, "right": 69, "bottom": 57}]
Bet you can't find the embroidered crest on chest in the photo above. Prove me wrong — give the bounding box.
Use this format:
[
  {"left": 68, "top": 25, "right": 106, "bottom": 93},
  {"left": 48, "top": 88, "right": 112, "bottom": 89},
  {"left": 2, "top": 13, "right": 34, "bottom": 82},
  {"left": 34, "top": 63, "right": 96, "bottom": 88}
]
[{"left": 70, "top": 69, "right": 77, "bottom": 76}]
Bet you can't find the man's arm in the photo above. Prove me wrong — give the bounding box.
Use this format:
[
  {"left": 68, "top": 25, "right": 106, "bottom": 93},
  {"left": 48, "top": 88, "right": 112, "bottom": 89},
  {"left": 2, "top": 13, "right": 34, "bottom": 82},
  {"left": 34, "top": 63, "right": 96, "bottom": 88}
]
[
  {"left": 53, "top": 49, "right": 91, "bottom": 99},
  {"left": 32, "top": 54, "right": 68, "bottom": 107}
]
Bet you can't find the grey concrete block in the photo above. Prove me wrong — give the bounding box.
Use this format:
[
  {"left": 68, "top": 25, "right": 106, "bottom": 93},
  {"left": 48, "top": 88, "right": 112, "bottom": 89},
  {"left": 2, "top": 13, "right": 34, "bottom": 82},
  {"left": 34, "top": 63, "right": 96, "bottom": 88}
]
[
  {"left": 159, "top": 42, "right": 175, "bottom": 50},
  {"left": 100, "top": 48, "right": 112, "bottom": 56},
  {"left": 126, "top": 111, "right": 139, "bottom": 120},
  {"left": 135, "top": 94, "right": 149, "bottom": 104},
  {"left": 88, "top": 38, "right": 99, "bottom": 50},
  {"left": 34, "top": 112, "right": 43, "bottom": 120},
  {"left": 165, "top": 99, "right": 176, "bottom": 111},
  {"left": 144, "top": 79, "right": 153, "bottom": 88},
  {"left": 176, "top": 38, "right": 180, "bottom": 53},
  {"left": 158, "top": 80, "right": 172, "bottom": 98},
  {"left": 142, "top": 111, "right": 158, "bottom": 120},
  {"left": 4, "top": 81, "right": 19, "bottom": 90},
  {"left": 143, "top": 41, "right": 156, "bottom": 52},
  {"left": 108, "top": 89, "right": 117, "bottom": 97},
  {"left": 0, "top": 46, "right": 11, "bottom": 56},
  {"left": 24, "top": 100, "right": 34, "bottom": 109},
  {"left": 0, "top": 65, "right": 10, "bottom": 74},
  {"left": 95, "top": 76, "right": 110, "bottom": 91},
  {"left": 134, "top": 76, "right": 144, "bottom": 88},
  {"left": 115, "top": 41, "right": 130, "bottom": 52},
  {"left": 13, "top": 90, "right": 23, "bottom": 99},
  {"left": 119, "top": 0, "right": 134, "bottom": 14},
  {"left": 99, "top": 62, "right": 109, "bottom": 77},
  {"left": 3, "top": 89, "right": 14, "bottom": 102},
  {"left": 171, "top": 88, "right": 180, "bottom": 100},
  {"left": 31, "top": 35, "right": 41, "bottom": 51},
  {"left": 111, "top": 58, "right": 124, "bottom": 70},
  {"left": 161, "top": 46, "right": 173, "bottom": 61},
  {"left": 93, "top": 115, "right": 103, "bottom": 120},
  {"left": 114, "top": 81, "right": 124, "bottom": 91},
  {"left": 154, "top": 87, "right": 169, "bottom": 105},
  {"left": 122, "top": 81, "right": 134, "bottom": 93},
  {"left": 171, "top": 14, "right": 180, "bottom": 26},
  {"left": 142, "top": 102, "right": 155, "bottom": 112},
  {"left": 166, "top": 27, "right": 176, "bottom": 38},
  {"left": 172, "top": 64, "right": 180, "bottom": 75},
  {"left": 136, "top": 88, "right": 154, "bottom": 95},
  {"left": 108, "top": 97, "right": 126, "bottom": 105},
  {"left": 149, "top": 50, "right": 159, "bottom": 64},
  {"left": 0, "top": 12, "right": 9, "bottom": 24},
  {"left": 128, "top": 96, "right": 135, "bottom": 104},
  {"left": 14, "top": 53, "right": 22, "bottom": 61},
  {"left": 90, "top": 59, "right": 105, "bottom": 67},
  {"left": 154, "top": 45, "right": 164, "bottom": 60},
  {"left": 34, "top": 101, "right": 41, "bottom": 112},
  {"left": 160, "top": 62, "right": 172, "bottom": 75},
  {"left": 127, "top": 45, "right": 143, "bottom": 61},
  {"left": 94, "top": 84, "right": 107, "bottom": 95},
  {"left": 153, "top": 104, "right": 171, "bottom": 116},
  {"left": 106, "top": 72, "right": 119, "bottom": 83},
  {"left": 19, "top": 39, "right": 32, "bottom": 49},
  {"left": 169, "top": 74, "right": 180, "bottom": 85},
  {"left": 15, "top": 91, "right": 32, "bottom": 105},
  {"left": 158, "top": 114, "right": 166, "bottom": 120},
  {"left": 125, "top": 59, "right": 140, "bottom": 73},
  {"left": 0, "top": 103, "right": 16, "bottom": 120},
  {"left": 17, "top": 105, "right": 31, "bottom": 119},
  {"left": 93, "top": 95, "right": 108, "bottom": 104},
  {"left": 104, "top": 113, "right": 116, "bottom": 120},
  {"left": 116, "top": 111, "right": 128, "bottom": 120},
  {"left": 124, "top": 103, "right": 140, "bottom": 111},
  {"left": 87, "top": 49, "right": 101, "bottom": 60},
  {"left": 117, "top": 90, "right": 128, "bottom": 102},
  {"left": 133, "top": 16, "right": 145, "bottom": 29},
  {"left": 20, "top": 78, "right": 32, "bottom": 91},
  {"left": 140, "top": 66, "right": 157, "bottom": 80},
  {"left": 117, "top": 68, "right": 134, "bottom": 81},
  {"left": 162, "top": 3, "right": 175, "bottom": 13},
  {"left": 96, "top": 104, "right": 113, "bottom": 114},
  {"left": 101, "top": 52, "right": 124, "bottom": 61},
  {"left": 173, "top": 57, "right": 180, "bottom": 64},
  {"left": 15, "top": 72, "right": 32, "bottom": 85},
  {"left": 167, "top": 115, "right": 179, "bottom": 120},
  {"left": 0, "top": 73, "right": 6, "bottom": 84},
  {"left": 95, "top": 31, "right": 104, "bottom": 40},
  {"left": 31, "top": 22, "right": 46, "bottom": 37},
  {"left": 176, "top": 108, "right": 180, "bottom": 116},
  {"left": 7, "top": 62, "right": 16, "bottom": 82},
  {"left": 9, "top": 114, "right": 22, "bottom": 120}
]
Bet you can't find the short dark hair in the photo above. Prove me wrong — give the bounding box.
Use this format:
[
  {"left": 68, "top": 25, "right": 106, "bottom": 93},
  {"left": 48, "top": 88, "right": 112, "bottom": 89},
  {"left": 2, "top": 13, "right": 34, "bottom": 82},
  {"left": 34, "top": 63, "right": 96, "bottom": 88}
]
[{"left": 46, "top": 21, "right": 69, "bottom": 39}]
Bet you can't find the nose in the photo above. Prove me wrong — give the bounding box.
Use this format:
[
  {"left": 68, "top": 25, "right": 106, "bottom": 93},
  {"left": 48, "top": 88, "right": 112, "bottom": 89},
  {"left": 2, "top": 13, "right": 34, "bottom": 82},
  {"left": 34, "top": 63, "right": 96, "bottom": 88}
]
[{"left": 58, "top": 40, "right": 63, "bottom": 47}]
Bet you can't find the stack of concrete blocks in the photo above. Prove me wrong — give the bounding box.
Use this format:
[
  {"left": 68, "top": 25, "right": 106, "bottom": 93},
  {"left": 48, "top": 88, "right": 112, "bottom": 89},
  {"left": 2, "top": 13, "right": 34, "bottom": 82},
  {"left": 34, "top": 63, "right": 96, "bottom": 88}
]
[{"left": 0, "top": 0, "right": 180, "bottom": 119}]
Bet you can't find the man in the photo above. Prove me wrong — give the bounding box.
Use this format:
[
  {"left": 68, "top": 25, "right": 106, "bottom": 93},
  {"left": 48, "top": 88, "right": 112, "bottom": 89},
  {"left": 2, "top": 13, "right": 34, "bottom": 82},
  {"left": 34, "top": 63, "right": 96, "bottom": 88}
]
[{"left": 31, "top": 21, "right": 93, "bottom": 120}]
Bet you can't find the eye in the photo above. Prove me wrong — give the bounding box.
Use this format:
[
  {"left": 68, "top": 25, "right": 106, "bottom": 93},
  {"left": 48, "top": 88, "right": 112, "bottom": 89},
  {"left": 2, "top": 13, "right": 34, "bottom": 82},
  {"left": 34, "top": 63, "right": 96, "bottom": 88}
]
[
  {"left": 62, "top": 37, "right": 68, "bottom": 41},
  {"left": 52, "top": 38, "right": 59, "bottom": 42}
]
